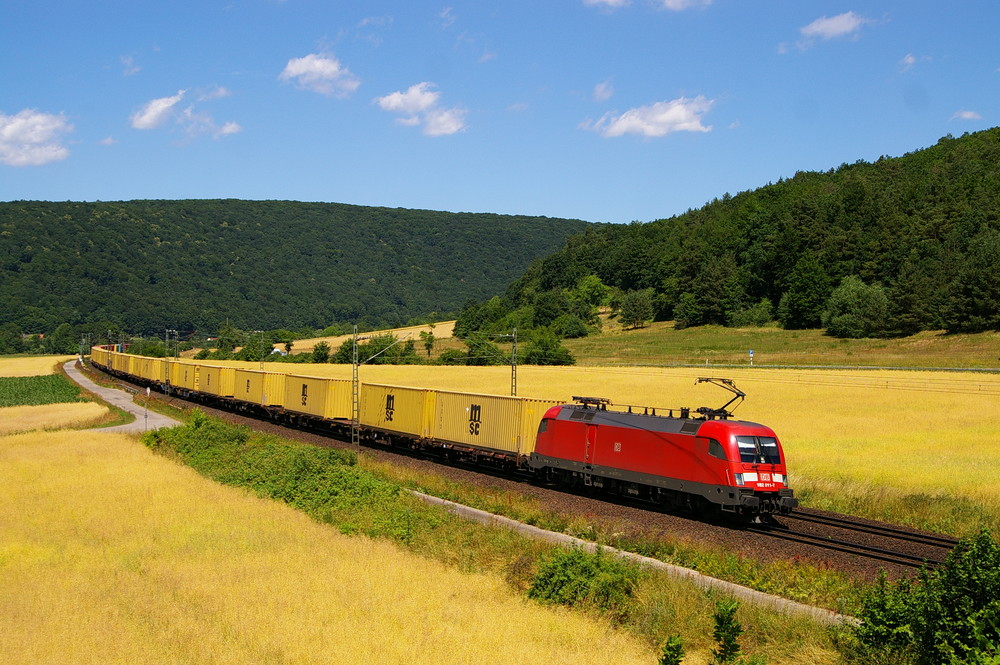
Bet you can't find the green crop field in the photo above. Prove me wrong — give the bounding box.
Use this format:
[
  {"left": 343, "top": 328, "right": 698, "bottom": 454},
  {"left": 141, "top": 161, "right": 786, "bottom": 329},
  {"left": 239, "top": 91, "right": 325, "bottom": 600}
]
[{"left": 0, "top": 374, "right": 85, "bottom": 408}]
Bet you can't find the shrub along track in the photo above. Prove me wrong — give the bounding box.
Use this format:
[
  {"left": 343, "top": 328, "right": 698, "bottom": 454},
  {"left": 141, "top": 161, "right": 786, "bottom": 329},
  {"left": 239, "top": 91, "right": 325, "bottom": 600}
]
[{"left": 101, "top": 368, "right": 951, "bottom": 583}]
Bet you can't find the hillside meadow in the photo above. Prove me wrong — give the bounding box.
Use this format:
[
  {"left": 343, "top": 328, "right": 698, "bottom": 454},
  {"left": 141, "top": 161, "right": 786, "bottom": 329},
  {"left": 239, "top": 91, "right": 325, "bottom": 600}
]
[{"left": 199, "top": 358, "right": 1000, "bottom": 536}]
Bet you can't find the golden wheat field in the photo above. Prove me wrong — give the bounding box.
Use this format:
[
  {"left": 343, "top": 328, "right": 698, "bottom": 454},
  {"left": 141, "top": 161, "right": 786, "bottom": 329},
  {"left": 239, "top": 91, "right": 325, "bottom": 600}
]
[
  {"left": 0, "top": 355, "right": 75, "bottom": 377},
  {"left": 0, "top": 402, "right": 109, "bottom": 435},
  {"left": 206, "top": 360, "right": 1000, "bottom": 516},
  {"left": 0, "top": 428, "right": 656, "bottom": 665},
  {"left": 258, "top": 321, "right": 457, "bottom": 356}
]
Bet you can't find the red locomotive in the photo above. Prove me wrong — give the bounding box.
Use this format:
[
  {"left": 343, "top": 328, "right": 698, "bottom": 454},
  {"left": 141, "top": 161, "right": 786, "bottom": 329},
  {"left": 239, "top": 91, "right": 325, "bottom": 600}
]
[{"left": 529, "top": 378, "right": 797, "bottom": 519}]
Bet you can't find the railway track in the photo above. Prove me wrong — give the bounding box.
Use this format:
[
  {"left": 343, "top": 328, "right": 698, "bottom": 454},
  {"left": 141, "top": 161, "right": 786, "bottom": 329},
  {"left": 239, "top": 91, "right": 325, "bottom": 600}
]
[
  {"left": 751, "top": 509, "right": 959, "bottom": 569},
  {"left": 91, "top": 365, "right": 961, "bottom": 578}
]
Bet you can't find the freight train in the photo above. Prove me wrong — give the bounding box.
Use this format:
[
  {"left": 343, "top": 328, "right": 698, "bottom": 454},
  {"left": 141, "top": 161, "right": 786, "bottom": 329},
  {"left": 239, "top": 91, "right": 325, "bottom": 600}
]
[{"left": 89, "top": 346, "right": 797, "bottom": 519}]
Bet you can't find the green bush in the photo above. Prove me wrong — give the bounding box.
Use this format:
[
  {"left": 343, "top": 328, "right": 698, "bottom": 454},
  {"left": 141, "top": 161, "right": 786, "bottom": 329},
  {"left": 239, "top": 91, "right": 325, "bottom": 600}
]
[
  {"left": 728, "top": 298, "right": 774, "bottom": 328},
  {"left": 822, "top": 275, "right": 891, "bottom": 338},
  {"left": 851, "top": 529, "right": 1000, "bottom": 665},
  {"left": 527, "top": 546, "right": 639, "bottom": 620}
]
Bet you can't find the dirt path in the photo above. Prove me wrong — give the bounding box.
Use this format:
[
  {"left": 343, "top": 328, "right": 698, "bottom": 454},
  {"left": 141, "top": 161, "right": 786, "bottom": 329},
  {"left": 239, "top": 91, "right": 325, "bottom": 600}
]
[{"left": 63, "top": 360, "right": 181, "bottom": 433}]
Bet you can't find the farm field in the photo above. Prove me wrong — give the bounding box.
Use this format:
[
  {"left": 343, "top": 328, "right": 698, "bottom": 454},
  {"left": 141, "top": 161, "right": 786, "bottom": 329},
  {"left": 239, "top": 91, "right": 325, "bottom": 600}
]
[
  {"left": 0, "top": 356, "right": 111, "bottom": 433},
  {"left": 0, "top": 355, "right": 76, "bottom": 377},
  {"left": 192, "top": 359, "right": 1000, "bottom": 536},
  {"left": 569, "top": 321, "right": 1000, "bottom": 369},
  {"left": 0, "top": 402, "right": 109, "bottom": 435},
  {"left": 0, "top": 381, "right": 659, "bottom": 665}
]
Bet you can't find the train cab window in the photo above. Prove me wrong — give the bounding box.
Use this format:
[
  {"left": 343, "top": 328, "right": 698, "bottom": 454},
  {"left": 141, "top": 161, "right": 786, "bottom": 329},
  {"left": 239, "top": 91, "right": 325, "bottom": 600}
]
[
  {"left": 736, "top": 436, "right": 781, "bottom": 464},
  {"left": 707, "top": 439, "right": 727, "bottom": 461},
  {"left": 537, "top": 418, "right": 549, "bottom": 434}
]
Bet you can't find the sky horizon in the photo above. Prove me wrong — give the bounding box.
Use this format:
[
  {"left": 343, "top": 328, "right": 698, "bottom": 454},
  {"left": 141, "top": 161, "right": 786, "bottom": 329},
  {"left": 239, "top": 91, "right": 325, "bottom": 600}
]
[{"left": 2, "top": 1, "right": 996, "bottom": 224}]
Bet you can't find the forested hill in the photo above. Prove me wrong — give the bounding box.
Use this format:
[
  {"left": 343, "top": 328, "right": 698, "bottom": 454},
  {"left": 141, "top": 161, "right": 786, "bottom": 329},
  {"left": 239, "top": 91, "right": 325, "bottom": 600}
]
[
  {"left": 0, "top": 200, "right": 591, "bottom": 334},
  {"left": 479, "top": 128, "right": 1000, "bottom": 338}
]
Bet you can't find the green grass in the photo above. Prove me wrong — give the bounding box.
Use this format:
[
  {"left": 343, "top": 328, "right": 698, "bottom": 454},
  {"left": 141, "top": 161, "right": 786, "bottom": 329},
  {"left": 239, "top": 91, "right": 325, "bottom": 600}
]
[
  {"left": 0, "top": 374, "right": 85, "bottom": 407},
  {"left": 562, "top": 320, "right": 1000, "bottom": 370}
]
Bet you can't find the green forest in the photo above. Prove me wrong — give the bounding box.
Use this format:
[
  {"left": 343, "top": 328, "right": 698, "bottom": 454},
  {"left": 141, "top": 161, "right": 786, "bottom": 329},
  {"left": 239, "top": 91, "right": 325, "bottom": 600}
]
[
  {"left": 0, "top": 200, "right": 590, "bottom": 352},
  {"left": 458, "top": 128, "right": 1000, "bottom": 341}
]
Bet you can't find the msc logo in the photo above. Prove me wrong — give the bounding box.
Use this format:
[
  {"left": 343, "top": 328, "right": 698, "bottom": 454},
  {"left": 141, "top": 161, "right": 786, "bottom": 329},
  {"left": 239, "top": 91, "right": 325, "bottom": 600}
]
[
  {"left": 385, "top": 394, "right": 395, "bottom": 422},
  {"left": 246, "top": 379, "right": 252, "bottom": 393},
  {"left": 301, "top": 383, "right": 308, "bottom": 406},
  {"left": 468, "top": 404, "right": 482, "bottom": 436}
]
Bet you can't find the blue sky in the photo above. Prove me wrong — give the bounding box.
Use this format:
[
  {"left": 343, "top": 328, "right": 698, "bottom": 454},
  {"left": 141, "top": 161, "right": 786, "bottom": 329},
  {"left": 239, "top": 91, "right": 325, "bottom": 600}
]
[{"left": 1, "top": 1, "right": 996, "bottom": 223}]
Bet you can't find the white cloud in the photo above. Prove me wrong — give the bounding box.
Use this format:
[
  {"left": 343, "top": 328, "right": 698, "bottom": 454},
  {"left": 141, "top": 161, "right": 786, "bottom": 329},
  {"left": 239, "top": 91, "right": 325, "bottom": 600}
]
[
  {"left": 99, "top": 136, "right": 118, "bottom": 146},
  {"left": 584, "top": 95, "right": 714, "bottom": 138},
  {"left": 658, "top": 0, "right": 711, "bottom": 10},
  {"left": 278, "top": 53, "right": 360, "bottom": 97},
  {"left": 424, "top": 107, "right": 468, "bottom": 136},
  {"left": 375, "top": 82, "right": 440, "bottom": 115},
  {"left": 951, "top": 110, "right": 983, "bottom": 121},
  {"left": 130, "top": 89, "right": 240, "bottom": 141},
  {"left": 375, "top": 82, "right": 467, "bottom": 136},
  {"left": 0, "top": 109, "right": 73, "bottom": 166},
  {"left": 583, "top": 0, "right": 631, "bottom": 8},
  {"left": 899, "top": 53, "right": 930, "bottom": 72},
  {"left": 801, "top": 11, "right": 868, "bottom": 39},
  {"left": 783, "top": 11, "right": 871, "bottom": 52},
  {"left": 593, "top": 80, "right": 614, "bottom": 102},
  {"left": 199, "top": 86, "right": 232, "bottom": 101},
  {"left": 121, "top": 54, "right": 141, "bottom": 76},
  {"left": 216, "top": 121, "right": 243, "bottom": 138},
  {"left": 439, "top": 6, "right": 457, "bottom": 28},
  {"left": 131, "top": 90, "right": 186, "bottom": 129}
]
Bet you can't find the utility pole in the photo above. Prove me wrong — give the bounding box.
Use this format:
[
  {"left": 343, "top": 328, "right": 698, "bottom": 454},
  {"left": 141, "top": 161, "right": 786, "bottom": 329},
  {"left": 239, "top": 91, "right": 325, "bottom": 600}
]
[
  {"left": 510, "top": 328, "right": 517, "bottom": 397},
  {"left": 351, "top": 326, "right": 360, "bottom": 449}
]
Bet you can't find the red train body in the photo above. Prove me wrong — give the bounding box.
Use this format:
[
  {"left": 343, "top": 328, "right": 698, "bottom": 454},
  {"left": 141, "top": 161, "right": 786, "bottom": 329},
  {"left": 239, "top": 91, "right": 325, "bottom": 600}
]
[{"left": 530, "top": 399, "right": 797, "bottom": 517}]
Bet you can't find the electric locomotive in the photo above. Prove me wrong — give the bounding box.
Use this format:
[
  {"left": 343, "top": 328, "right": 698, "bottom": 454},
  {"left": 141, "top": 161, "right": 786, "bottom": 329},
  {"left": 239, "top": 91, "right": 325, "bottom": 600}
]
[{"left": 529, "top": 378, "right": 797, "bottom": 518}]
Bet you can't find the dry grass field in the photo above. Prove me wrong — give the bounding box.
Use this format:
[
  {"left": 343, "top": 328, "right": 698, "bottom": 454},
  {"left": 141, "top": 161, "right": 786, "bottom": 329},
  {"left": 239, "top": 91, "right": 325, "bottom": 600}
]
[
  {"left": 0, "top": 425, "right": 658, "bottom": 664},
  {"left": 0, "top": 355, "right": 75, "bottom": 377},
  {"left": 0, "top": 402, "right": 109, "bottom": 434},
  {"left": 261, "top": 321, "right": 456, "bottom": 356}
]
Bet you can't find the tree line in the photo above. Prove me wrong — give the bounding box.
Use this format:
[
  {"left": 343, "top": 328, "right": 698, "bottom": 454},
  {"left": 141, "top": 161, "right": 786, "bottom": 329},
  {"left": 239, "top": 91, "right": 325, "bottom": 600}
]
[
  {"left": 457, "top": 128, "right": 1000, "bottom": 341},
  {"left": 0, "top": 199, "right": 590, "bottom": 348}
]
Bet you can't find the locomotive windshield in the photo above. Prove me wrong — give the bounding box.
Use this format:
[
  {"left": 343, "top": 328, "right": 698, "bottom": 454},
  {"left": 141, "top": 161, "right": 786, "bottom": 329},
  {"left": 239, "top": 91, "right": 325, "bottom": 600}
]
[{"left": 736, "top": 436, "right": 781, "bottom": 464}]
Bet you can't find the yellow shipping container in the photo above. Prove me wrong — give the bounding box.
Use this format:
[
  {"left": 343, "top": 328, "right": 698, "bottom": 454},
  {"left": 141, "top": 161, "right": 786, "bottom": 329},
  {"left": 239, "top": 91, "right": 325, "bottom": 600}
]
[
  {"left": 111, "top": 351, "right": 130, "bottom": 374},
  {"left": 90, "top": 346, "right": 110, "bottom": 367},
  {"left": 283, "top": 374, "right": 351, "bottom": 419},
  {"left": 132, "top": 356, "right": 168, "bottom": 384},
  {"left": 360, "top": 384, "right": 434, "bottom": 438},
  {"left": 233, "top": 368, "right": 264, "bottom": 404},
  {"left": 170, "top": 362, "right": 200, "bottom": 391},
  {"left": 432, "top": 391, "right": 526, "bottom": 455},
  {"left": 232, "top": 369, "right": 286, "bottom": 406},
  {"left": 200, "top": 365, "right": 236, "bottom": 397},
  {"left": 517, "top": 397, "right": 562, "bottom": 456}
]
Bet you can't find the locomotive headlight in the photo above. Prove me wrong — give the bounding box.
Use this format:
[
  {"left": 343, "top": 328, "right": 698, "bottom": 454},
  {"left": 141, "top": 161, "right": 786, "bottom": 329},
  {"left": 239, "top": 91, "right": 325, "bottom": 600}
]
[{"left": 734, "top": 473, "right": 744, "bottom": 486}]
